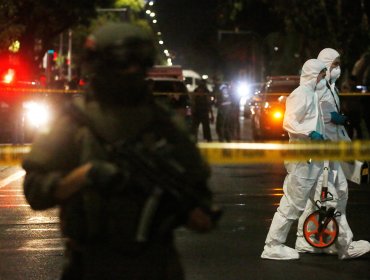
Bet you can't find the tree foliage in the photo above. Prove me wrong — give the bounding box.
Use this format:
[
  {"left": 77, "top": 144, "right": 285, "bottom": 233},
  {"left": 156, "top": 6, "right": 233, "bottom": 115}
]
[
  {"left": 0, "top": 0, "right": 115, "bottom": 72},
  {"left": 216, "top": 0, "right": 370, "bottom": 80},
  {"left": 115, "top": 0, "right": 145, "bottom": 13}
]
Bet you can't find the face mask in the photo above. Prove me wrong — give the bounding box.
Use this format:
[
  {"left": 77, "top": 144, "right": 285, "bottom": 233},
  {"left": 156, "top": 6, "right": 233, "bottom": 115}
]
[{"left": 330, "top": 66, "right": 341, "bottom": 83}]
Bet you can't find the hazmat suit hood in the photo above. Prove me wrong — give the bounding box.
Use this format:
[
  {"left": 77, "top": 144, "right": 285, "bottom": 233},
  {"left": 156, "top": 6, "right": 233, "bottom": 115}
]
[
  {"left": 284, "top": 59, "right": 326, "bottom": 139},
  {"left": 317, "top": 48, "right": 340, "bottom": 83},
  {"left": 299, "top": 59, "right": 327, "bottom": 91}
]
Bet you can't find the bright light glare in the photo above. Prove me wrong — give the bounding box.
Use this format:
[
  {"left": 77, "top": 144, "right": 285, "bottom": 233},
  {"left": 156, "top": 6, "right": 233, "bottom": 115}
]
[
  {"left": 23, "top": 101, "right": 51, "bottom": 128},
  {"left": 9, "top": 41, "right": 20, "bottom": 53},
  {"left": 3, "top": 69, "right": 15, "bottom": 83},
  {"left": 273, "top": 111, "right": 283, "bottom": 119},
  {"left": 236, "top": 81, "right": 250, "bottom": 98}
]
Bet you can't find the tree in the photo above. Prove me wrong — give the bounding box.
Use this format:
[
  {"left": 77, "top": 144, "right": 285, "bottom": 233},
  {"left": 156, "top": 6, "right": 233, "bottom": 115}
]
[
  {"left": 0, "top": 0, "right": 115, "bottom": 77},
  {"left": 216, "top": 0, "right": 370, "bottom": 82},
  {"left": 268, "top": 0, "right": 370, "bottom": 75}
]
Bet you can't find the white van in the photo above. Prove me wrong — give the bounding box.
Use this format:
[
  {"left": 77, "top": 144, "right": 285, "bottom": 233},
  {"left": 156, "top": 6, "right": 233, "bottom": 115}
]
[{"left": 182, "top": 69, "right": 202, "bottom": 92}]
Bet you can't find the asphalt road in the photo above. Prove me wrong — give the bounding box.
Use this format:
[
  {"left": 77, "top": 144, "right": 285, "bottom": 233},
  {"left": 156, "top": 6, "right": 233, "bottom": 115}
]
[{"left": 0, "top": 117, "right": 369, "bottom": 280}]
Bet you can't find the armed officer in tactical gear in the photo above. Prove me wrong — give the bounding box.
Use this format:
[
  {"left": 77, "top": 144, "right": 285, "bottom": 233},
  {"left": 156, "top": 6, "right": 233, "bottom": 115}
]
[{"left": 22, "top": 22, "right": 217, "bottom": 280}]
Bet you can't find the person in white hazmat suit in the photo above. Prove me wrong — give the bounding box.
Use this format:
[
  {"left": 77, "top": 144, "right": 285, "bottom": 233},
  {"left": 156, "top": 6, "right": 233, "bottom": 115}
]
[
  {"left": 261, "top": 59, "right": 328, "bottom": 260},
  {"left": 295, "top": 48, "right": 370, "bottom": 259}
]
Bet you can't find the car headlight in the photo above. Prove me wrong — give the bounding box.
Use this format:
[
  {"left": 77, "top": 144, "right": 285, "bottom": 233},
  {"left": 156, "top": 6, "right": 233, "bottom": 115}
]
[{"left": 23, "top": 101, "right": 51, "bottom": 128}]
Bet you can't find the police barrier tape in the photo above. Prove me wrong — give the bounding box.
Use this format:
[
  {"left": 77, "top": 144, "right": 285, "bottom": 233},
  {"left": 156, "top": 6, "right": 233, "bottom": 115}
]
[
  {"left": 198, "top": 141, "right": 370, "bottom": 164},
  {"left": 0, "top": 87, "right": 84, "bottom": 95},
  {"left": 1, "top": 87, "right": 370, "bottom": 96},
  {"left": 1, "top": 141, "right": 370, "bottom": 166},
  {"left": 0, "top": 145, "right": 31, "bottom": 166},
  {"left": 260, "top": 92, "right": 370, "bottom": 97}
]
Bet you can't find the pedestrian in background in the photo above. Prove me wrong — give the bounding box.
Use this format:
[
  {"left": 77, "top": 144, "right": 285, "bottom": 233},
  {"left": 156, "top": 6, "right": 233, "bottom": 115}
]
[
  {"left": 191, "top": 79, "right": 214, "bottom": 142},
  {"left": 22, "top": 22, "right": 218, "bottom": 279},
  {"left": 214, "top": 82, "right": 231, "bottom": 141}
]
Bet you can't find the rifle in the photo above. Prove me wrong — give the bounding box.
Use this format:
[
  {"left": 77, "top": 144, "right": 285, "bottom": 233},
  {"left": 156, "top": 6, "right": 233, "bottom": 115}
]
[{"left": 67, "top": 99, "right": 221, "bottom": 243}]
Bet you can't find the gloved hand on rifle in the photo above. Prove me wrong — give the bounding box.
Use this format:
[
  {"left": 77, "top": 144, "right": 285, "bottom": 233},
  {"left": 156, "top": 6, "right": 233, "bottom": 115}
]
[
  {"left": 330, "top": 111, "right": 348, "bottom": 125},
  {"left": 86, "top": 160, "right": 125, "bottom": 194}
]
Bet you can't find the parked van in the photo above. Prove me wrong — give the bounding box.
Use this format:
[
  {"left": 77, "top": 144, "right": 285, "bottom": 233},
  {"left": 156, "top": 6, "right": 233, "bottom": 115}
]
[{"left": 182, "top": 69, "right": 202, "bottom": 92}]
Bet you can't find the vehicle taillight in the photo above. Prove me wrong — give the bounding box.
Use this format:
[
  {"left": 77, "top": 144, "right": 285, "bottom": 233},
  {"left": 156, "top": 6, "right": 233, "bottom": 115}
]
[{"left": 272, "top": 111, "right": 283, "bottom": 120}]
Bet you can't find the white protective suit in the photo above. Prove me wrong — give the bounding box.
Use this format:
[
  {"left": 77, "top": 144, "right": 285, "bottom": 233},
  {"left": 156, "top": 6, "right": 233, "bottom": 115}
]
[
  {"left": 295, "top": 48, "right": 370, "bottom": 259},
  {"left": 261, "top": 59, "right": 326, "bottom": 260}
]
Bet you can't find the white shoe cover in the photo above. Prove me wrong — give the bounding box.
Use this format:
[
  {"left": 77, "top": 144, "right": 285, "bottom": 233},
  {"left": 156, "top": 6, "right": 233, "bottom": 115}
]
[
  {"left": 261, "top": 244, "right": 300, "bottom": 260},
  {"left": 339, "top": 240, "right": 370, "bottom": 260},
  {"left": 295, "top": 236, "right": 322, "bottom": 254},
  {"left": 295, "top": 236, "right": 337, "bottom": 255}
]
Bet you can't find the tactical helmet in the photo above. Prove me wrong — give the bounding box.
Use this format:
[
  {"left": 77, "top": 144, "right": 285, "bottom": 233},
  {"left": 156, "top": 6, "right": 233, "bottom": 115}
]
[
  {"left": 82, "top": 22, "right": 157, "bottom": 105},
  {"left": 83, "top": 22, "right": 157, "bottom": 74}
]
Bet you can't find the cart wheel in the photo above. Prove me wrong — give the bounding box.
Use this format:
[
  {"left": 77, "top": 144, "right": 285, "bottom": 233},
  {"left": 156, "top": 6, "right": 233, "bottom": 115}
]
[{"left": 303, "top": 210, "right": 339, "bottom": 248}]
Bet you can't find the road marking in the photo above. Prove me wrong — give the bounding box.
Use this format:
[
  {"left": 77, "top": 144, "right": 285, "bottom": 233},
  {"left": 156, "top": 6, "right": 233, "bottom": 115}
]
[
  {"left": 0, "top": 247, "right": 64, "bottom": 252},
  {"left": 0, "top": 204, "right": 30, "bottom": 207},
  {"left": 0, "top": 170, "right": 25, "bottom": 189}
]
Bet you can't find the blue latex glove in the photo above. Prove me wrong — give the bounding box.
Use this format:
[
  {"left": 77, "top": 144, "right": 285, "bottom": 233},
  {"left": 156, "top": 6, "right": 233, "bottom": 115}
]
[
  {"left": 330, "top": 112, "right": 347, "bottom": 125},
  {"left": 309, "top": 131, "right": 324, "bottom": 140}
]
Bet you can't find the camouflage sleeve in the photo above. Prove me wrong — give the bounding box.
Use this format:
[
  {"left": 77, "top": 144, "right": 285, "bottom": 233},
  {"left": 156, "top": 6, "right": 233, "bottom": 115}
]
[{"left": 22, "top": 116, "right": 80, "bottom": 210}]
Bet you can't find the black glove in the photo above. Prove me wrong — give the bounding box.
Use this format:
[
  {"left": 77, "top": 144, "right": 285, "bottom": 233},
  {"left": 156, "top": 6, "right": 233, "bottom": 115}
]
[
  {"left": 87, "top": 161, "right": 123, "bottom": 193},
  {"left": 330, "top": 112, "right": 347, "bottom": 125}
]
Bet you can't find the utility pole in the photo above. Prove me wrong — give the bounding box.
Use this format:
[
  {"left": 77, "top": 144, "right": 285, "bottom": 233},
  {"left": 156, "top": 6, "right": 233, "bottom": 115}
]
[
  {"left": 67, "top": 29, "right": 72, "bottom": 82},
  {"left": 58, "top": 33, "right": 64, "bottom": 78}
]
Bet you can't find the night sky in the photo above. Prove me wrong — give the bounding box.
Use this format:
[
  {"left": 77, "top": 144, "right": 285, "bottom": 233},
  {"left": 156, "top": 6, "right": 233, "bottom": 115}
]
[{"left": 154, "top": 0, "right": 218, "bottom": 71}]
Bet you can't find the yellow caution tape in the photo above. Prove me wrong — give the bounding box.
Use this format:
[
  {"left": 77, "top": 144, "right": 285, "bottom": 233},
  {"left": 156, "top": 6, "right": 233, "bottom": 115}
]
[
  {"left": 0, "top": 88, "right": 197, "bottom": 96},
  {"left": 2, "top": 87, "right": 370, "bottom": 97},
  {"left": 0, "top": 87, "right": 84, "bottom": 94},
  {"left": 0, "top": 141, "right": 370, "bottom": 166},
  {"left": 198, "top": 140, "right": 370, "bottom": 164},
  {"left": 259, "top": 92, "right": 370, "bottom": 97},
  {"left": 0, "top": 145, "right": 31, "bottom": 166}
]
